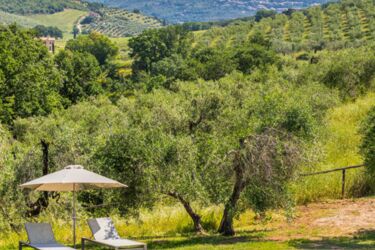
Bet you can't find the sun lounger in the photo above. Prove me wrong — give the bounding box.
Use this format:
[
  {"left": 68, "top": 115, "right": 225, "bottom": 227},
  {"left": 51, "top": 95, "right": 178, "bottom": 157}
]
[
  {"left": 19, "top": 223, "right": 75, "bottom": 250},
  {"left": 82, "top": 217, "right": 147, "bottom": 250}
]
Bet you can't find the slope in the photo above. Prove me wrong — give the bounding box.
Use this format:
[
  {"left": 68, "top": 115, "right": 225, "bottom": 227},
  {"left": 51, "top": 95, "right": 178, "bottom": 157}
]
[{"left": 193, "top": 0, "right": 375, "bottom": 52}]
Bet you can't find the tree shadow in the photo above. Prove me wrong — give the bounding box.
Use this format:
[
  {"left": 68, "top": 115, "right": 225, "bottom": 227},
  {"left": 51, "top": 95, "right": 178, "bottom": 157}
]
[
  {"left": 147, "top": 229, "right": 272, "bottom": 249},
  {"left": 289, "top": 229, "right": 375, "bottom": 249}
]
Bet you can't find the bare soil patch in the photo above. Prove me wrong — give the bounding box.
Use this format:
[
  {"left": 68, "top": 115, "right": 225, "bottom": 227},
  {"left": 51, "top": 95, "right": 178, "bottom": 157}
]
[{"left": 263, "top": 198, "right": 375, "bottom": 241}]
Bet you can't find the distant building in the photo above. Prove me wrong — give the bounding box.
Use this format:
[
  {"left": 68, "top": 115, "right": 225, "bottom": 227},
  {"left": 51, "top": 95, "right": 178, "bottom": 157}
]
[{"left": 39, "top": 37, "right": 56, "bottom": 54}]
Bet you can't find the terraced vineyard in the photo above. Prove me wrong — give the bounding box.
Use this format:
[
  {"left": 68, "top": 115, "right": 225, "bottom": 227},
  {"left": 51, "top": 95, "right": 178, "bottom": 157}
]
[
  {"left": 194, "top": 0, "right": 375, "bottom": 52},
  {"left": 81, "top": 8, "right": 163, "bottom": 37}
]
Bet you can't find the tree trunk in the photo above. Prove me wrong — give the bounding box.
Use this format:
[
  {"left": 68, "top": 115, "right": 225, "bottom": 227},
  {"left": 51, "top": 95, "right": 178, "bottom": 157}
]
[
  {"left": 26, "top": 140, "right": 50, "bottom": 217},
  {"left": 218, "top": 177, "right": 245, "bottom": 235},
  {"left": 218, "top": 150, "right": 246, "bottom": 236},
  {"left": 168, "top": 192, "right": 205, "bottom": 234},
  {"left": 41, "top": 139, "right": 49, "bottom": 205}
]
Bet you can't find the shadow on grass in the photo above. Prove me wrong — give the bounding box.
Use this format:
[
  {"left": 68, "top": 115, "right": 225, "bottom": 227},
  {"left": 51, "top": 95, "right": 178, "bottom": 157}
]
[
  {"left": 289, "top": 230, "right": 375, "bottom": 249},
  {"left": 147, "top": 229, "right": 272, "bottom": 249}
]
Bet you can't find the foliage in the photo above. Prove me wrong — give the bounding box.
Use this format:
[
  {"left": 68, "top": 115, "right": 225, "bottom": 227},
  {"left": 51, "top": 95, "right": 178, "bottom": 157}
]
[
  {"left": 305, "top": 46, "right": 375, "bottom": 99},
  {"left": 55, "top": 50, "right": 103, "bottom": 105},
  {"left": 129, "top": 27, "right": 278, "bottom": 84},
  {"left": 0, "top": 25, "right": 62, "bottom": 125},
  {"left": 129, "top": 26, "right": 191, "bottom": 77},
  {"left": 66, "top": 32, "right": 119, "bottom": 66},
  {"left": 80, "top": 16, "right": 95, "bottom": 25},
  {"left": 234, "top": 42, "right": 278, "bottom": 74},
  {"left": 255, "top": 9, "right": 277, "bottom": 22},
  {"left": 33, "top": 25, "right": 63, "bottom": 38},
  {"left": 361, "top": 106, "right": 375, "bottom": 176}
]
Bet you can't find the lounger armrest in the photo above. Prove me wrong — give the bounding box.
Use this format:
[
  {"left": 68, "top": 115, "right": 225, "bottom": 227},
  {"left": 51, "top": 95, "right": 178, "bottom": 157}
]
[{"left": 81, "top": 237, "right": 94, "bottom": 243}]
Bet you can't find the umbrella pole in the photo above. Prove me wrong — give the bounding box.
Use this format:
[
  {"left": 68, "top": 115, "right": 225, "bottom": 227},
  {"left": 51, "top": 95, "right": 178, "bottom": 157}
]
[{"left": 73, "top": 184, "right": 76, "bottom": 248}]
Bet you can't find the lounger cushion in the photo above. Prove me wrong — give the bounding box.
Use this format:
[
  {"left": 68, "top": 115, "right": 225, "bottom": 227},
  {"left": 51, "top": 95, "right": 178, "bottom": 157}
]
[
  {"left": 87, "top": 217, "right": 120, "bottom": 240},
  {"left": 25, "top": 223, "right": 57, "bottom": 244},
  {"left": 92, "top": 239, "right": 146, "bottom": 248},
  {"left": 28, "top": 243, "right": 75, "bottom": 250}
]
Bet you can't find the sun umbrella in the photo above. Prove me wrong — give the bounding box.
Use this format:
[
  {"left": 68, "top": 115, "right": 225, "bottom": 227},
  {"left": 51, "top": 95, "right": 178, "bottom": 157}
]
[{"left": 20, "top": 165, "right": 127, "bottom": 248}]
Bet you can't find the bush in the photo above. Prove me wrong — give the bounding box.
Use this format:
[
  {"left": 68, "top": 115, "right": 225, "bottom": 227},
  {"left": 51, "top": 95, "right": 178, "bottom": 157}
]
[
  {"left": 361, "top": 106, "right": 375, "bottom": 174},
  {"left": 80, "top": 16, "right": 95, "bottom": 25},
  {"left": 33, "top": 25, "right": 63, "bottom": 38}
]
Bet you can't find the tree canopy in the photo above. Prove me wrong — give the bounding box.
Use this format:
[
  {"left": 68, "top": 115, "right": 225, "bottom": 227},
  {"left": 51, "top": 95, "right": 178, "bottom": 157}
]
[{"left": 0, "top": 25, "right": 62, "bottom": 125}]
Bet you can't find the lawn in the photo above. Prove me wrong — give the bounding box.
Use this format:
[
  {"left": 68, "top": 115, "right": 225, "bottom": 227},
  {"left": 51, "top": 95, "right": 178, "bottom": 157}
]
[{"left": 28, "top": 9, "right": 88, "bottom": 39}]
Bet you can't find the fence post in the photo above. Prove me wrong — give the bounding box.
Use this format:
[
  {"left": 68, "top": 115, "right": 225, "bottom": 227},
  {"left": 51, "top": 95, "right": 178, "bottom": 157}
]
[{"left": 341, "top": 169, "right": 346, "bottom": 199}]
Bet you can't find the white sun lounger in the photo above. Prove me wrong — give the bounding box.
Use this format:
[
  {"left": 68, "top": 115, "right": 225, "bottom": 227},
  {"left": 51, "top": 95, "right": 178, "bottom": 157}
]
[
  {"left": 19, "top": 223, "right": 75, "bottom": 250},
  {"left": 82, "top": 217, "right": 147, "bottom": 250}
]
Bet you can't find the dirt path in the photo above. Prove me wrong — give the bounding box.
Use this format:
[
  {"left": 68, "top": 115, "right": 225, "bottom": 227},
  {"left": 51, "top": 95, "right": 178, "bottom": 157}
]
[
  {"left": 76, "top": 14, "right": 89, "bottom": 34},
  {"left": 259, "top": 198, "right": 375, "bottom": 241}
]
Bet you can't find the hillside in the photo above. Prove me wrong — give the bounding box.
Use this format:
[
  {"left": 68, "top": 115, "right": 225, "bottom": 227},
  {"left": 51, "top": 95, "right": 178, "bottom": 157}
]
[
  {"left": 89, "top": 0, "right": 336, "bottom": 23},
  {"left": 28, "top": 9, "right": 88, "bottom": 39},
  {"left": 0, "top": 10, "right": 44, "bottom": 28},
  {"left": 0, "top": 1, "right": 162, "bottom": 38},
  {"left": 81, "top": 7, "right": 162, "bottom": 37},
  {"left": 192, "top": 0, "right": 375, "bottom": 52}
]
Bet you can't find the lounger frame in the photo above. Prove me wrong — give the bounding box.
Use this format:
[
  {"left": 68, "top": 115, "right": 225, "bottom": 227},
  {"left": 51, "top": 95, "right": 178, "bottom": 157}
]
[
  {"left": 19, "top": 241, "right": 39, "bottom": 250},
  {"left": 81, "top": 237, "right": 147, "bottom": 250}
]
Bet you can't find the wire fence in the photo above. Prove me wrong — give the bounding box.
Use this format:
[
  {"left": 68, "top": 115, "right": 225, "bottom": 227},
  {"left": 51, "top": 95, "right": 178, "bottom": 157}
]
[{"left": 301, "top": 164, "right": 365, "bottom": 199}]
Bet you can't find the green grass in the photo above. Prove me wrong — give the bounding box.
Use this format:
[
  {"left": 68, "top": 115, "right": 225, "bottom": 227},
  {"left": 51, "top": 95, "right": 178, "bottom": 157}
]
[
  {"left": 28, "top": 9, "right": 88, "bottom": 39},
  {"left": 111, "top": 37, "right": 130, "bottom": 58},
  {"left": 295, "top": 92, "right": 375, "bottom": 203}
]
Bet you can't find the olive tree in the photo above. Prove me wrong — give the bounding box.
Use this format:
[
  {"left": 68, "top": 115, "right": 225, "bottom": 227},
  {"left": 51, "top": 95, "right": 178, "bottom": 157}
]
[{"left": 218, "top": 129, "right": 301, "bottom": 235}]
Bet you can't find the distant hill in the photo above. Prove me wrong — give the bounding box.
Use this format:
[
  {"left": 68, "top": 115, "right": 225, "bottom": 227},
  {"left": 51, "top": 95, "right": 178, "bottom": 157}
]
[
  {"left": 0, "top": 0, "right": 85, "bottom": 15},
  {"left": 87, "top": 0, "right": 336, "bottom": 23}
]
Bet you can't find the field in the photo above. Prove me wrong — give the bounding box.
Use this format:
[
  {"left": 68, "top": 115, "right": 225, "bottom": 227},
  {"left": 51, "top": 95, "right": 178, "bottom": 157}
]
[
  {"left": 0, "top": 8, "right": 87, "bottom": 40},
  {"left": 28, "top": 8, "right": 88, "bottom": 39}
]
